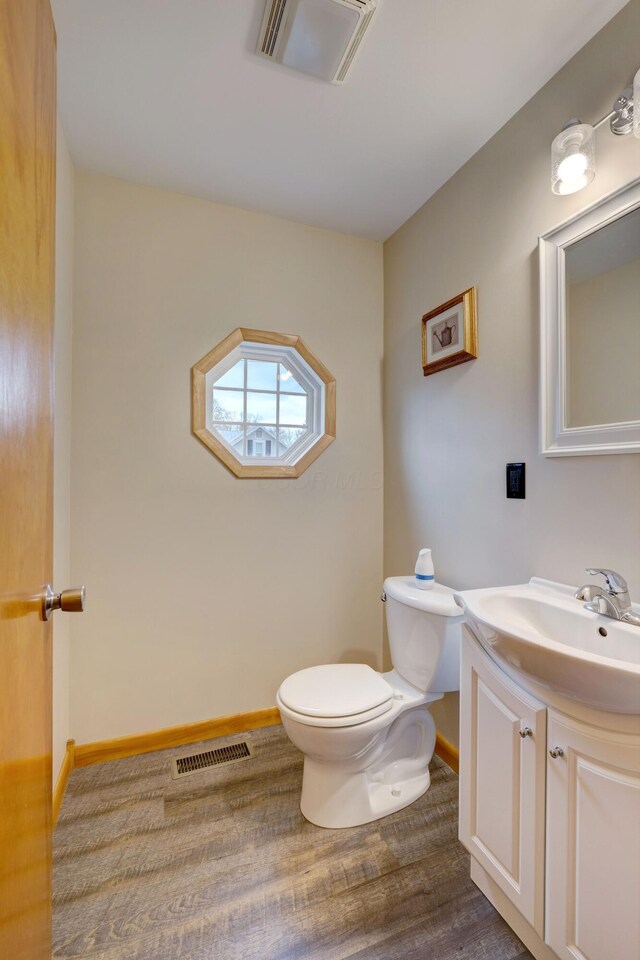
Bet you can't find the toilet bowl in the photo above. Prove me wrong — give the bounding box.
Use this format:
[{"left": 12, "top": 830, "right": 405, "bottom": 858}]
[{"left": 277, "top": 577, "right": 464, "bottom": 828}]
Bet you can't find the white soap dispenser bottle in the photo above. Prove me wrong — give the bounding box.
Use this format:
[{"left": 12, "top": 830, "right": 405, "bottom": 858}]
[{"left": 415, "top": 548, "right": 435, "bottom": 590}]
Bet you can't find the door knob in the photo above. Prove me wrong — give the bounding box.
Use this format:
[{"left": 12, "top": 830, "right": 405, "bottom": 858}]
[
  {"left": 519, "top": 727, "right": 533, "bottom": 738},
  {"left": 40, "top": 584, "right": 86, "bottom": 621},
  {"left": 549, "top": 746, "right": 564, "bottom": 759}
]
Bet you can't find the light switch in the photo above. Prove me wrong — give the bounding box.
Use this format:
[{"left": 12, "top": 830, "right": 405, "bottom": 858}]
[{"left": 506, "top": 463, "right": 525, "bottom": 499}]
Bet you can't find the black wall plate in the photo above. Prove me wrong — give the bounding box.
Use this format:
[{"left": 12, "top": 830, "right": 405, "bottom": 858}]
[{"left": 506, "top": 463, "right": 525, "bottom": 499}]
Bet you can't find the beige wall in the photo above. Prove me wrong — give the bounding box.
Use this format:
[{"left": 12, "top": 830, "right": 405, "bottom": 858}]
[
  {"left": 568, "top": 258, "right": 640, "bottom": 427},
  {"left": 53, "top": 120, "right": 74, "bottom": 782},
  {"left": 383, "top": 1, "right": 640, "bottom": 746},
  {"left": 70, "top": 172, "right": 383, "bottom": 743}
]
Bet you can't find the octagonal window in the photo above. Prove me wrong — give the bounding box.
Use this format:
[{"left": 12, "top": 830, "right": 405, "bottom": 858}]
[{"left": 192, "top": 329, "right": 335, "bottom": 478}]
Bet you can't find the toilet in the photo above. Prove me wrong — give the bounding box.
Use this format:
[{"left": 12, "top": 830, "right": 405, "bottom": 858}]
[{"left": 276, "top": 576, "right": 464, "bottom": 828}]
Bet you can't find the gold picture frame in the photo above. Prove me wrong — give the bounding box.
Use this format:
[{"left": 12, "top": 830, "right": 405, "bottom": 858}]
[{"left": 421, "top": 287, "right": 478, "bottom": 376}]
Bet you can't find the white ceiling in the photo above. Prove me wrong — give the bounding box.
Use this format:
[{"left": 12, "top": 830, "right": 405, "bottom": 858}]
[{"left": 52, "top": 0, "right": 628, "bottom": 240}]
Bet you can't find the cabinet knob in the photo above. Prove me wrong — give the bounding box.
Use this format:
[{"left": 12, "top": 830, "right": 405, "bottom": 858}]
[
  {"left": 549, "top": 746, "right": 564, "bottom": 759},
  {"left": 519, "top": 727, "right": 533, "bottom": 738}
]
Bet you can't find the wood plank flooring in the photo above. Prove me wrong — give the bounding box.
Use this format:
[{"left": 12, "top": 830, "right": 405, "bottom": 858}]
[{"left": 53, "top": 724, "right": 533, "bottom": 960}]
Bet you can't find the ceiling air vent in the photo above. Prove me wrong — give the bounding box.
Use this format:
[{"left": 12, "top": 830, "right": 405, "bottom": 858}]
[{"left": 256, "top": 0, "right": 380, "bottom": 84}]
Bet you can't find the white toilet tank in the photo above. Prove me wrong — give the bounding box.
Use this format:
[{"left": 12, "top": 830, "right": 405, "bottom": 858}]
[{"left": 383, "top": 576, "right": 464, "bottom": 693}]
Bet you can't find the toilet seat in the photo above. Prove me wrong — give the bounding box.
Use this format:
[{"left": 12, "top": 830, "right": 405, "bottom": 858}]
[{"left": 277, "top": 663, "right": 394, "bottom": 728}]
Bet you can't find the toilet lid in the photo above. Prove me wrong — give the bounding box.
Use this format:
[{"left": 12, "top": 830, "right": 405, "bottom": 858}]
[
  {"left": 383, "top": 577, "right": 463, "bottom": 617},
  {"left": 278, "top": 664, "right": 392, "bottom": 719}
]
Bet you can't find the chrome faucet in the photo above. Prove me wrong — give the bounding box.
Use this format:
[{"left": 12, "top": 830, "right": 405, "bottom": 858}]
[{"left": 575, "top": 568, "right": 640, "bottom": 627}]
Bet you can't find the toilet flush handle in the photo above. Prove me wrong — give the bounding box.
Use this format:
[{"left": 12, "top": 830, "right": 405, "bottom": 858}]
[{"left": 380, "top": 591, "right": 387, "bottom": 603}]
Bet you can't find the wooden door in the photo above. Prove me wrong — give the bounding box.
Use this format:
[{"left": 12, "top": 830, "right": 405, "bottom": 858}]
[
  {"left": 0, "top": 2, "right": 57, "bottom": 958},
  {"left": 545, "top": 711, "right": 640, "bottom": 960},
  {"left": 459, "top": 630, "right": 547, "bottom": 935}
]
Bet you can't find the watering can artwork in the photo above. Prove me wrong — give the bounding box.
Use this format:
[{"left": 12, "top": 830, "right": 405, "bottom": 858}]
[
  {"left": 433, "top": 318, "right": 457, "bottom": 350},
  {"left": 421, "top": 287, "right": 477, "bottom": 377}
]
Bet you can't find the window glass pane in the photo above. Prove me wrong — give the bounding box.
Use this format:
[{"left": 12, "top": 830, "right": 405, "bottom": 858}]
[
  {"left": 265, "top": 440, "right": 272, "bottom": 456},
  {"left": 213, "top": 389, "right": 244, "bottom": 421},
  {"left": 247, "top": 360, "right": 278, "bottom": 392},
  {"left": 247, "top": 391, "right": 277, "bottom": 423},
  {"left": 247, "top": 438, "right": 253, "bottom": 455},
  {"left": 279, "top": 363, "right": 306, "bottom": 394},
  {"left": 215, "top": 426, "right": 244, "bottom": 452},
  {"left": 214, "top": 360, "right": 244, "bottom": 389},
  {"left": 278, "top": 427, "right": 307, "bottom": 450},
  {"left": 280, "top": 393, "right": 307, "bottom": 426}
]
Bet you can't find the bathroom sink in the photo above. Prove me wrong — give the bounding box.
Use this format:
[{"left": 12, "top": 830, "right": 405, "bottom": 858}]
[{"left": 455, "top": 578, "right": 640, "bottom": 714}]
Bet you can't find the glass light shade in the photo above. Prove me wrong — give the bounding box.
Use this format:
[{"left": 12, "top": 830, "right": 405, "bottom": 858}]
[
  {"left": 634, "top": 68, "right": 640, "bottom": 139},
  {"left": 551, "top": 122, "right": 595, "bottom": 195}
]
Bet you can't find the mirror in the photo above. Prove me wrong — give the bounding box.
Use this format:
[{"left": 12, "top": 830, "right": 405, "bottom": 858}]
[
  {"left": 565, "top": 208, "right": 640, "bottom": 429},
  {"left": 539, "top": 179, "right": 640, "bottom": 456}
]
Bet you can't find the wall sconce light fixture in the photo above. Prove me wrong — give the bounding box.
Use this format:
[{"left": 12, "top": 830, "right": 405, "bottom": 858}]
[
  {"left": 551, "top": 73, "right": 638, "bottom": 195},
  {"left": 551, "top": 121, "right": 595, "bottom": 195}
]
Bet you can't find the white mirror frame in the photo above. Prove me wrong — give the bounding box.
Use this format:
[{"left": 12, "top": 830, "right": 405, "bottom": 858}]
[{"left": 539, "top": 178, "right": 640, "bottom": 457}]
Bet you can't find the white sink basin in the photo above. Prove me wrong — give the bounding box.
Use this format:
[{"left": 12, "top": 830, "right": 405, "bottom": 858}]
[{"left": 455, "top": 578, "right": 640, "bottom": 714}]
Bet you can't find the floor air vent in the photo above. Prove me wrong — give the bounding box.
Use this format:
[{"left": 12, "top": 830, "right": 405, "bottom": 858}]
[{"left": 171, "top": 741, "right": 254, "bottom": 780}]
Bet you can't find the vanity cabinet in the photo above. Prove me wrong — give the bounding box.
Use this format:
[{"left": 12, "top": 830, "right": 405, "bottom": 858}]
[
  {"left": 459, "top": 633, "right": 546, "bottom": 935},
  {"left": 545, "top": 713, "right": 640, "bottom": 960},
  {"left": 460, "top": 630, "right": 640, "bottom": 960}
]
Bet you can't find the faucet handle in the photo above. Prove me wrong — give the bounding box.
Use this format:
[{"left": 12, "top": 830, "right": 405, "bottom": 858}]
[{"left": 585, "top": 568, "right": 628, "bottom": 595}]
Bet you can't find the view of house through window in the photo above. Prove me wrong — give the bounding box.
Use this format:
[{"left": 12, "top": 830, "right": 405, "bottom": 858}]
[{"left": 211, "top": 358, "right": 309, "bottom": 458}]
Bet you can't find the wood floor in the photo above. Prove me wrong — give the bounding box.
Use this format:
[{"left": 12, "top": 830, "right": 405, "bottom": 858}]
[{"left": 53, "top": 724, "right": 533, "bottom": 960}]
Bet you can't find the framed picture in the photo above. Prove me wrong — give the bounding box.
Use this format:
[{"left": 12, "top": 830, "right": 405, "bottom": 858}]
[{"left": 421, "top": 287, "right": 478, "bottom": 376}]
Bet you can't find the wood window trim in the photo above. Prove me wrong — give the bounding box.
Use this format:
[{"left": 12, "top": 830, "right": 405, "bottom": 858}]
[{"left": 192, "top": 328, "right": 336, "bottom": 478}]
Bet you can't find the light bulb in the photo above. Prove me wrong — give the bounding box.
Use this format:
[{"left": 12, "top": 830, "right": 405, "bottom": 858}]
[
  {"left": 557, "top": 152, "right": 588, "bottom": 185},
  {"left": 556, "top": 173, "right": 589, "bottom": 195}
]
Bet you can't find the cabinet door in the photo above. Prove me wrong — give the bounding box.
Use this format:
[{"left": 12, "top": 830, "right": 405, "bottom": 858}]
[
  {"left": 460, "top": 631, "right": 547, "bottom": 934},
  {"left": 546, "top": 712, "right": 640, "bottom": 960}
]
